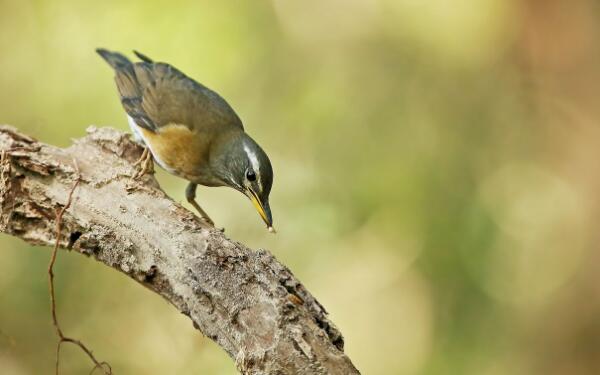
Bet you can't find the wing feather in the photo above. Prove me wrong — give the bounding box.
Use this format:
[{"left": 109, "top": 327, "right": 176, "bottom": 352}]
[{"left": 97, "top": 49, "right": 243, "bottom": 133}]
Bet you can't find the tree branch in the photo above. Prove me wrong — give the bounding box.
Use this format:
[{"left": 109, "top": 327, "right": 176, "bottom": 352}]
[{"left": 0, "top": 125, "right": 360, "bottom": 374}]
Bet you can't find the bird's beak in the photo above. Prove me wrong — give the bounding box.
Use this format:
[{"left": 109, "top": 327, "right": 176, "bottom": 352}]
[{"left": 247, "top": 188, "right": 274, "bottom": 232}]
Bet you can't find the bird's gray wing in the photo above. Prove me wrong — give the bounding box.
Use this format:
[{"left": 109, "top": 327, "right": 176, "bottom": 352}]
[{"left": 97, "top": 49, "right": 243, "bottom": 133}]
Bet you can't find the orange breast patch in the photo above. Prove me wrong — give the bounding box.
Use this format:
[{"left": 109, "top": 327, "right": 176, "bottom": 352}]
[{"left": 137, "top": 123, "right": 208, "bottom": 179}]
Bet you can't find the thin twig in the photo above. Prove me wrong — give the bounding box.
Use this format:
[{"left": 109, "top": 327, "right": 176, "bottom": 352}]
[{"left": 48, "top": 159, "right": 112, "bottom": 375}]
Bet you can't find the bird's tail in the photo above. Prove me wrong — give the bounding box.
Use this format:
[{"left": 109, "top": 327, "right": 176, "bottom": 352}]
[
  {"left": 96, "top": 48, "right": 133, "bottom": 70},
  {"left": 133, "top": 50, "right": 154, "bottom": 64},
  {"left": 96, "top": 48, "right": 143, "bottom": 100}
]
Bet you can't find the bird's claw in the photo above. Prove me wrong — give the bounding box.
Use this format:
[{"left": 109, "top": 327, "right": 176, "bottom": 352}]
[
  {"left": 200, "top": 216, "right": 214, "bottom": 226},
  {"left": 199, "top": 216, "right": 224, "bottom": 232},
  {"left": 133, "top": 147, "right": 154, "bottom": 180}
]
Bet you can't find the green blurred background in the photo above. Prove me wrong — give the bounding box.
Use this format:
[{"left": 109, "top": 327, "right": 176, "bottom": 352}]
[{"left": 1, "top": 0, "right": 599, "bottom": 373}]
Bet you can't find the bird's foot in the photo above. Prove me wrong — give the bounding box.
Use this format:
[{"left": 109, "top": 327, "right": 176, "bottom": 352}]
[
  {"left": 133, "top": 147, "right": 154, "bottom": 180},
  {"left": 198, "top": 215, "right": 224, "bottom": 232},
  {"left": 132, "top": 147, "right": 148, "bottom": 167},
  {"left": 199, "top": 215, "right": 214, "bottom": 226}
]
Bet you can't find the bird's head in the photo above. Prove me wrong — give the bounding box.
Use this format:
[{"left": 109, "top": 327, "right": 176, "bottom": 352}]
[{"left": 211, "top": 132, "right": 274, "bottom": 232}]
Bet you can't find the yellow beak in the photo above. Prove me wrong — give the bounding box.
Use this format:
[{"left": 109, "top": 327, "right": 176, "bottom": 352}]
[{"left": 248, "top": 189, "right": 275, "bottom": 232}]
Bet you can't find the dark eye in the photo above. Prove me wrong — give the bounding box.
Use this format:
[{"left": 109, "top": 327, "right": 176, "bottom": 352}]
[{"left": 246, "top": 170, "right": 256, "bottom": 181}]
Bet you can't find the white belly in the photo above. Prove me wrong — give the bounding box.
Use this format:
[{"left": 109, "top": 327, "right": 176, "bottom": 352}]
[
  {"left": 127, "top": 116, "right": 145, "bottom": 144},
  {"left": 127, "top": 116, "right": 177, "bottom": 175}
]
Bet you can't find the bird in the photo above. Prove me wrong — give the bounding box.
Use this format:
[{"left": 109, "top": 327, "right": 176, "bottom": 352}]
[{"left": 96, "top": 48, "right": 275, "bottom": 232}]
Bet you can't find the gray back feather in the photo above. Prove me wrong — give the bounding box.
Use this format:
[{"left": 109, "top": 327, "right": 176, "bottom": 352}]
[{"left": 96, "top": 48, "right": 243, "bottom": 133}]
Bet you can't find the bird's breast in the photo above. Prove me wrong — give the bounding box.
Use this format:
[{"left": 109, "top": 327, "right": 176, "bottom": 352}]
[{"left": 133, "top": 122, "right": 216, "bottom": 183}]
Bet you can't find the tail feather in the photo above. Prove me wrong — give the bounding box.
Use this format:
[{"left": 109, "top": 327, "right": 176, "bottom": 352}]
[
  {"left": 133, "top": 50, "right": 154, "bottom": 64},
  {"left": 96, "top": 48, "right": 157, "bottom": 132},
  {"left": 96, "top": 48, "right": 133, "bottom": 70},
  {"left": 96, "top": 48, "right": 140, "bottom": 98}
]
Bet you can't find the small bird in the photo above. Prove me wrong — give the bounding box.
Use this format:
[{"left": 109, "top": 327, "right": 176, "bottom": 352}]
[{"left": 96, "top": 48, "right": 274, "bottom": 232}]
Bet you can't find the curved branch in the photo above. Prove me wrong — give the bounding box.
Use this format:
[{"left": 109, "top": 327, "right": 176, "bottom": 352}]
[{"left": 0, "top": 125, "right": 360, "bottom": 374}]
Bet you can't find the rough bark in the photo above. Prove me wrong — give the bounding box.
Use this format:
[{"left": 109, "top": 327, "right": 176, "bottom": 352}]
[{"left": 0, "top": 125, "right": 360, "bottom": 375}]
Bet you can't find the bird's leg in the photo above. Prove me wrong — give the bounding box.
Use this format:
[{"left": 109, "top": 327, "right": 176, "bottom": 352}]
[
  {"left": 133, "top": 147, "right": 155, "bottom": 179},
  {"left": 133, "top": 147, "right": 148, "bottom": 167},
  {"left": 185, "top": 182, "right": 215, "bottom": 226}
]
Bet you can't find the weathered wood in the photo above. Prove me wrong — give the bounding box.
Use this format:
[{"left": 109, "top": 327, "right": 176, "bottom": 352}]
[{"left": 0, "top": 125, "right": 359, "bottom": 375}]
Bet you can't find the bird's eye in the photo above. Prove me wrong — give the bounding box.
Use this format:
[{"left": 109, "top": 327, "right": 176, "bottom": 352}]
[{"left": 246, "top": 170, "right": 256, "bottom": 182}]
